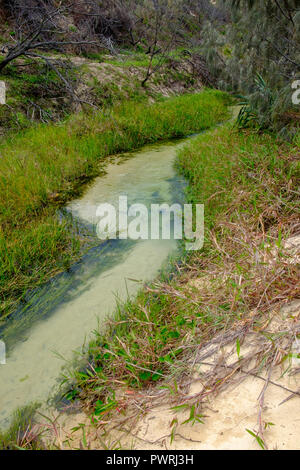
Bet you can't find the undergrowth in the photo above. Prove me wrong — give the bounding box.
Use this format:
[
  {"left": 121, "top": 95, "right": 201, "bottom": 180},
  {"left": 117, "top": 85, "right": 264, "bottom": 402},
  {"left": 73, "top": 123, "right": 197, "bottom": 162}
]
[{"left": 0, "top": 90, "right": 230, "bottom": 320}]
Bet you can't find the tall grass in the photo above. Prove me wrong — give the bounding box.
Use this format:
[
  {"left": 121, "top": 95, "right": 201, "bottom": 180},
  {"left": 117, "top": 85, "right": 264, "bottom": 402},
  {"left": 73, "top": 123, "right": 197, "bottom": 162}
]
[
  {"left": 0, "top": 90, "right": 229, "bottom": 227},
  {"left": 0, "top": 90, "right": 230, "bottom": 320}
]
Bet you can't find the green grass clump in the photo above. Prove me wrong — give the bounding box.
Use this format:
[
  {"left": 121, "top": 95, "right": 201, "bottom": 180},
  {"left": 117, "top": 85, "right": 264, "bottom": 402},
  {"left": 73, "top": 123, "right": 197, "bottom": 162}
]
[
  {"left": 177, "top": 125, "right": 299, "bottom": 229},
  {"left": 67, "top": 125, "right": 299, "bottom": 420},
  {"left": 0, "top": 90, "right": 230, "bottom": 320},
  {"left": 0, "top": 90, "right": 228, "bottom": 228},
  {"left": 0, "top": 61, "right": 75, "bottom": 128}
]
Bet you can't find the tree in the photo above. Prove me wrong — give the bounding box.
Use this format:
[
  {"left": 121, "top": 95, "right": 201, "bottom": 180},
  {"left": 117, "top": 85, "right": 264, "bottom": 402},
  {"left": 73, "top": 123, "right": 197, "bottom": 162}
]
[{"left": 200, "top": 0, "right": 300, "bottom": 133}]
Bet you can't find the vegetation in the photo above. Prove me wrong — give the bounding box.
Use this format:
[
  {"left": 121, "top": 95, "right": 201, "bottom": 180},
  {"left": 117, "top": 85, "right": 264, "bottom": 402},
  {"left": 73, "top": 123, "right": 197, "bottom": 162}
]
[
  {"left": 0, "top": 0, "right": 299, "bottom": 451},
  {"left": 0, "top": 90, "right": 229, "bottom": 321},
  {"left": 201, "top": 0, "right": 300, "bottom": 136},
  {"left": 1, "top": 1, "right": 298, "bottom": 133},
  {"left": 0, "top": 404, "right": 43, "bottom": 450},
  {"left": 65, "top": 124, "right": 299, "bottom": 432},
  {"left": 0, "top": 0, "right": 212, "bottom": 103}
]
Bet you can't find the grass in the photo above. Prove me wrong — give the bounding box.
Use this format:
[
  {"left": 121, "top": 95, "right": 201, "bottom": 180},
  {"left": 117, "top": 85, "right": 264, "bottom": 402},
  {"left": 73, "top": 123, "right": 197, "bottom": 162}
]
[
  {"left": 0, "top": 90, "right": 230, "bottom": 320},
  {"left": 103, "top": 47, "right": 201, "bottom": 69},
  {"left": 89, "top": 76, "right": 153, "bottom": 107},
  {"left": 1, "top": 120, "right": 299, "bottom": 450},
  {"left": 65, "top": 124, "right": 299, "bottom": 434},
  {"left": 0, "top": 404, "right": 43, "bottom": 450},
  {"left": 0, "top": 60, "right": 76, "bottom": 130}
]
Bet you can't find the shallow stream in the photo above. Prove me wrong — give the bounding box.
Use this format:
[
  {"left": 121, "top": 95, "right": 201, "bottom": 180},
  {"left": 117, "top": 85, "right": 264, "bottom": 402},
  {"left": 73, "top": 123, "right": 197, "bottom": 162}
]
[{"left": 0, "top": 137, "right": 193, "bottom": 427}]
